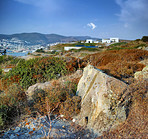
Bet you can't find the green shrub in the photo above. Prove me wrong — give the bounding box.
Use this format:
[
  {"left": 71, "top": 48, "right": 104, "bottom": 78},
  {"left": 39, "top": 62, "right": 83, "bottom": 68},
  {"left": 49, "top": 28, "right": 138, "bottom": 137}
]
[
  {"left": 36, "top": 48, "right": 45, "bottom": 53},
  {"left": 0, "top": 114, "right": 3, "bottom": 127},
  {"left": 80, "top": 53, "right": 88, "bottom": 57},
  {"left": 71, "top": 47, "right": 99, "bottom": 52},
  {"left": 0, "top": 105, "right": 7, "bottom": 127},
  {"left": 134, "top": 44, "right": 146, "bottom": 48},
  {"left": 0, "top": 83, "right": 27, "bottom": 129},
  {"left": 3, "top": 57, "right": 67, "bottom": 89},
  {"left": 141, "top": 36, "right": 148, "bottom": 42},
  {"left": 9, "top": 57, "right": 22, "bottom": 65},
  {"left": 109, "top": 42, "right": 127, "bottom": 47},
  {"left": 0, "top": 105, "right": 18, "bottom": 129},
  {"left": 0, "top": 68, "right": 2, "bottom": 75},
  {"left": 0, "top": 55, "right": 14, "bottom": 65},
  {"left": 107, "top": 47, "right": 127, "bottom": 51}
]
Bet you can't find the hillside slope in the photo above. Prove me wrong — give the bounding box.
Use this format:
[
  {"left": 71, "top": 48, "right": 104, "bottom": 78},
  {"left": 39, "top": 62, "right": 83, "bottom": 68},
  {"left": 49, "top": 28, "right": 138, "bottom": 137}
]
[{"left": 0, "top": 33, "right": 100, "bottom": 45}]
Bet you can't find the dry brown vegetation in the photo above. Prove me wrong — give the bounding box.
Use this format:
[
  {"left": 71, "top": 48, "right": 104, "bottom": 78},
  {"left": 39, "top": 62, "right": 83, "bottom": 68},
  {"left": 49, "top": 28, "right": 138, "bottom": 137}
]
[
  {"left": 0, "top": 83, "right": 28, "bottom": 129},
  {"left": 83, "top": 49, "right": 148, "bottom": 81},
  {"left": 59, "top": 96, "right": 81, "bottom": 119},
  {"left": 0, "top": 42, "right": 148, "bottom": 138},
  {"left": 83, "top": 48, "right": 148, "bottom": 138},
  {"left": 65, "top": 56, "right": 86, "bottom": 72},
  {"left": 98, "top": 80, "right": 148, "bottom": 139},
  {"left": 30, "top": 77, "right": 81, "bottom": 119},
  {"left": 0, "top": 76, "right": 81, "bottom": 130}
]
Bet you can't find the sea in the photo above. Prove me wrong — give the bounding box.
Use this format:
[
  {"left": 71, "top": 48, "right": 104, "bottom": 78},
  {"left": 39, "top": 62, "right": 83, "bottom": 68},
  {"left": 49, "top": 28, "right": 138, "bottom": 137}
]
[{"left": 6, "top": 50, "right": 29, "bottom": 57}]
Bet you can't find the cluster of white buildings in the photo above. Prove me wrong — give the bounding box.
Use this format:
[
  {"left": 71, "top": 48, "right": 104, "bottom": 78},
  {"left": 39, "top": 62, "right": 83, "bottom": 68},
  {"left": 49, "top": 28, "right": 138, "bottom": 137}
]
[
  {"left": 85, "top": 39, "right": 99, "bottom": 43},
  {"left": 64, "top": 38, "right": 119, "bottom": 51},
  {"left": 84, "top": 38, "right": 119, "bottom": 44},
  {"left": 0, "top": 38, "right": 48, "bottom": 53},
  {"left": 102, "top": 38, "right": 119, "bottom": 43}
]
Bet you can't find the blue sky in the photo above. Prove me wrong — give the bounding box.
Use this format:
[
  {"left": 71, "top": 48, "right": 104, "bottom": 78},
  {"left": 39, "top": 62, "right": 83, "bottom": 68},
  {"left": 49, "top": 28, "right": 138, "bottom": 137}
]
[{"left": 0, "top": 0, "right": 148, "bottom": 39}]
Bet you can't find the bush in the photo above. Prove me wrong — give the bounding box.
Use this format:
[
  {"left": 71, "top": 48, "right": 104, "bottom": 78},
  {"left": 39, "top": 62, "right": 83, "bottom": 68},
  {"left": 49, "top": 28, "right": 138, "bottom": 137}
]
[
  {"left": 30, "top": 89, "right": 47, "bottom": 115},
  {"left": 29, "top": 78, "right": 79, "bottom": 116},
  {"left": 36, "top": 48, "right": 45, "bottom": 53},
  {"left": 141, "top": 36, "right": 148, "bottom": 42},
  {"left": 109, "top": 42, "right": 127, "bottom": 47},
  {"left": 0, "top": 68, "right": 2, "bottom": 75},
  {"left": 3, "top": 57, "right": 67, "bottom": 89},
  {"left": 66, "top": 57, "right": 86, "bottom": 72},
  {"left": 134, "top": 44, "right": 146, "bottom": 48},
  {"left": 9, "top": 57, "right": 22, "bottom": 65},
  {"left": 0, "top": 105, "right": 18, "bottom": 129},
  {"left": 0, "top": 105, "right": 7, "bottom": 127},
  {"left": 0, "top": 83, "right": 27, "bottom": 129},
  {"left": 47, "top": 80, "right": 78, "bottom": 112},
  {"left": 72, "top": 47, "right": 99, "bottom": 52},
  {"left": 0, "top": 55, "right": 14, "bottom": 65},
  {"left": 59, "top": 96, "right": 81, "bottom": 119}
]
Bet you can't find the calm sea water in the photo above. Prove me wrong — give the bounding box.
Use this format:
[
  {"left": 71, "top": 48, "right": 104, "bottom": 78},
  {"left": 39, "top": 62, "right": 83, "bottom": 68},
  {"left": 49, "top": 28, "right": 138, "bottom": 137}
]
[{"left": 7, "top": 52, "right": 28, "bottom": 57}]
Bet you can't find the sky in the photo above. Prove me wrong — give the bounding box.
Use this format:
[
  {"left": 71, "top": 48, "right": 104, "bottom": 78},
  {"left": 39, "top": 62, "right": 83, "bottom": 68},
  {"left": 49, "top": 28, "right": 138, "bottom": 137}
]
[{"left": 0, "top": 0, "right": 148, "bottom": 40}]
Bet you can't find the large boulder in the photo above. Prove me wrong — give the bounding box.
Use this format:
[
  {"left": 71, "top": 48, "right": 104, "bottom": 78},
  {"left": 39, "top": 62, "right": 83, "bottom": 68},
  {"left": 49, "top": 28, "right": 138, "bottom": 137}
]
[
  {"left": 134, "top": 65, "right": 148, "bottom": 80},
  {"left": 76, "top": 65, "right": 130, "bottom": 134}
]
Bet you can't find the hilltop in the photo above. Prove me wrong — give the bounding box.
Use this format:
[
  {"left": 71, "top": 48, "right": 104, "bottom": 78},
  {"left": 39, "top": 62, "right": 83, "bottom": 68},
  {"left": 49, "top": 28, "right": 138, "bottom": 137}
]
[{"left": 0, "top": 33, "right": 100, "bottom": 45}]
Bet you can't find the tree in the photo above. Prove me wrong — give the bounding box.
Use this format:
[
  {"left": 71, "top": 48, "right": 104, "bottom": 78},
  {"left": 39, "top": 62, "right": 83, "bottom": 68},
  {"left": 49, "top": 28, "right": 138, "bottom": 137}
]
[{"left": 141, "top": 36, "right": 148, "bottom": 42}]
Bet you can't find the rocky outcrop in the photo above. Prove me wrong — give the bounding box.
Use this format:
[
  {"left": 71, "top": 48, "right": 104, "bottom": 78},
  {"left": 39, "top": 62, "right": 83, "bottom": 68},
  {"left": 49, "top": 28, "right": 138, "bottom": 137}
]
[
  {"left": 1, "top": 116, "right": 95, "bottom": 139},
  {"left": 134, "top": 65, "right": 148, "bottom": 80},
  {"left": 76, "top": 65, "right": 130, "bottom": 134},
  {"left": 26, "top": 69, "right": 83, "bottom": 100},
  {"left": 26, "top": 82, "right": 51, "bottom": 100}
]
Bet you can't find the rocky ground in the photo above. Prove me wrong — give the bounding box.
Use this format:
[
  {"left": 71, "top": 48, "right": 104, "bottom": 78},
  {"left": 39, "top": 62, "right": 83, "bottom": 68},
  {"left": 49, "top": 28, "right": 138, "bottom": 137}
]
[{"left": 1, "top": 115, "right": 96, "bottom": 139}]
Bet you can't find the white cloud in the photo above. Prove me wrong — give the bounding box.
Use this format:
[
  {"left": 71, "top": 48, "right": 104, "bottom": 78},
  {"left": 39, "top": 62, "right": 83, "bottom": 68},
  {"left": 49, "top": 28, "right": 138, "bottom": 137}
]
[
  {"left": 115, "top": 0, "right": 148, "bottom": 34},
  {"left": 116, "top": 0, "right": 148, "bottom": 21},
  {"left": 87, "top": 22, "right": 96, "bottom": 30}
]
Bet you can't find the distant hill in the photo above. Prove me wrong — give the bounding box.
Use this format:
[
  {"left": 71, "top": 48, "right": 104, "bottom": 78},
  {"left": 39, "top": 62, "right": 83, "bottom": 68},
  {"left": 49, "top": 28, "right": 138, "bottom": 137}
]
[{"left": 0, "top": 33, "right": 101, "bottom": 45}]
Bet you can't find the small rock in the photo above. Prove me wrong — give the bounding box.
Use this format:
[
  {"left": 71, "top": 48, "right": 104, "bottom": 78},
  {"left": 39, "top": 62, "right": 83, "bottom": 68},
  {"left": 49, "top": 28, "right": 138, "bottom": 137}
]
[
  {"left": 14, "top": 127, "right": 20, "bottom": 133},
  {"left": 60, "top": 115, "right": 64, "bottom": 118},
  {"left": 72, "top": 119, "right": 76, "bottom": 122}
]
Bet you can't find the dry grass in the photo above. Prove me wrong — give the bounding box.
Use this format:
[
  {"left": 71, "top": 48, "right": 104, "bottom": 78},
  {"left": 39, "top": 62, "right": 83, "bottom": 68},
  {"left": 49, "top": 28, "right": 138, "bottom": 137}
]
[
  {"left": 30, "top": 77, "right": 81, "bottom": 119},
  {"left": 83, "top": 49, "right": 148, "bottom": 80}
]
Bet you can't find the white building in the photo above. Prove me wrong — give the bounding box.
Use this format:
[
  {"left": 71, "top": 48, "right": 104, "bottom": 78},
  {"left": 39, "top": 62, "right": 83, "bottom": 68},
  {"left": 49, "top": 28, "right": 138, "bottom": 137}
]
[
  {"left": 64, "top": 47, "right": 82, "bottom": 51},
  {"left": 94, "top": 40, "right": 99, "bottom": 43},
  {"left": 85, "top": 39, "right": 99, "bottom": 43},
  {"left": 86, "top": 39, "right": 93, "bottom": 43},
  {"left": 102, "top": 38, "right": 119, "bottom": 44},
  {"left": 102, "top": 39, "right": 111, "bottom": 43},
  {"left": 110, "top": 38, "right": 119, "bottom": 43}
]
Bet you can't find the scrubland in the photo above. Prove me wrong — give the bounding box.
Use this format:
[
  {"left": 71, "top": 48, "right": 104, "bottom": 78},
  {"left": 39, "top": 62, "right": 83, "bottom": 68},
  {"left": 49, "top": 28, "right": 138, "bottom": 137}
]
[{"left": 0, "top": 39, "right": 148, "bottom": 138}]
